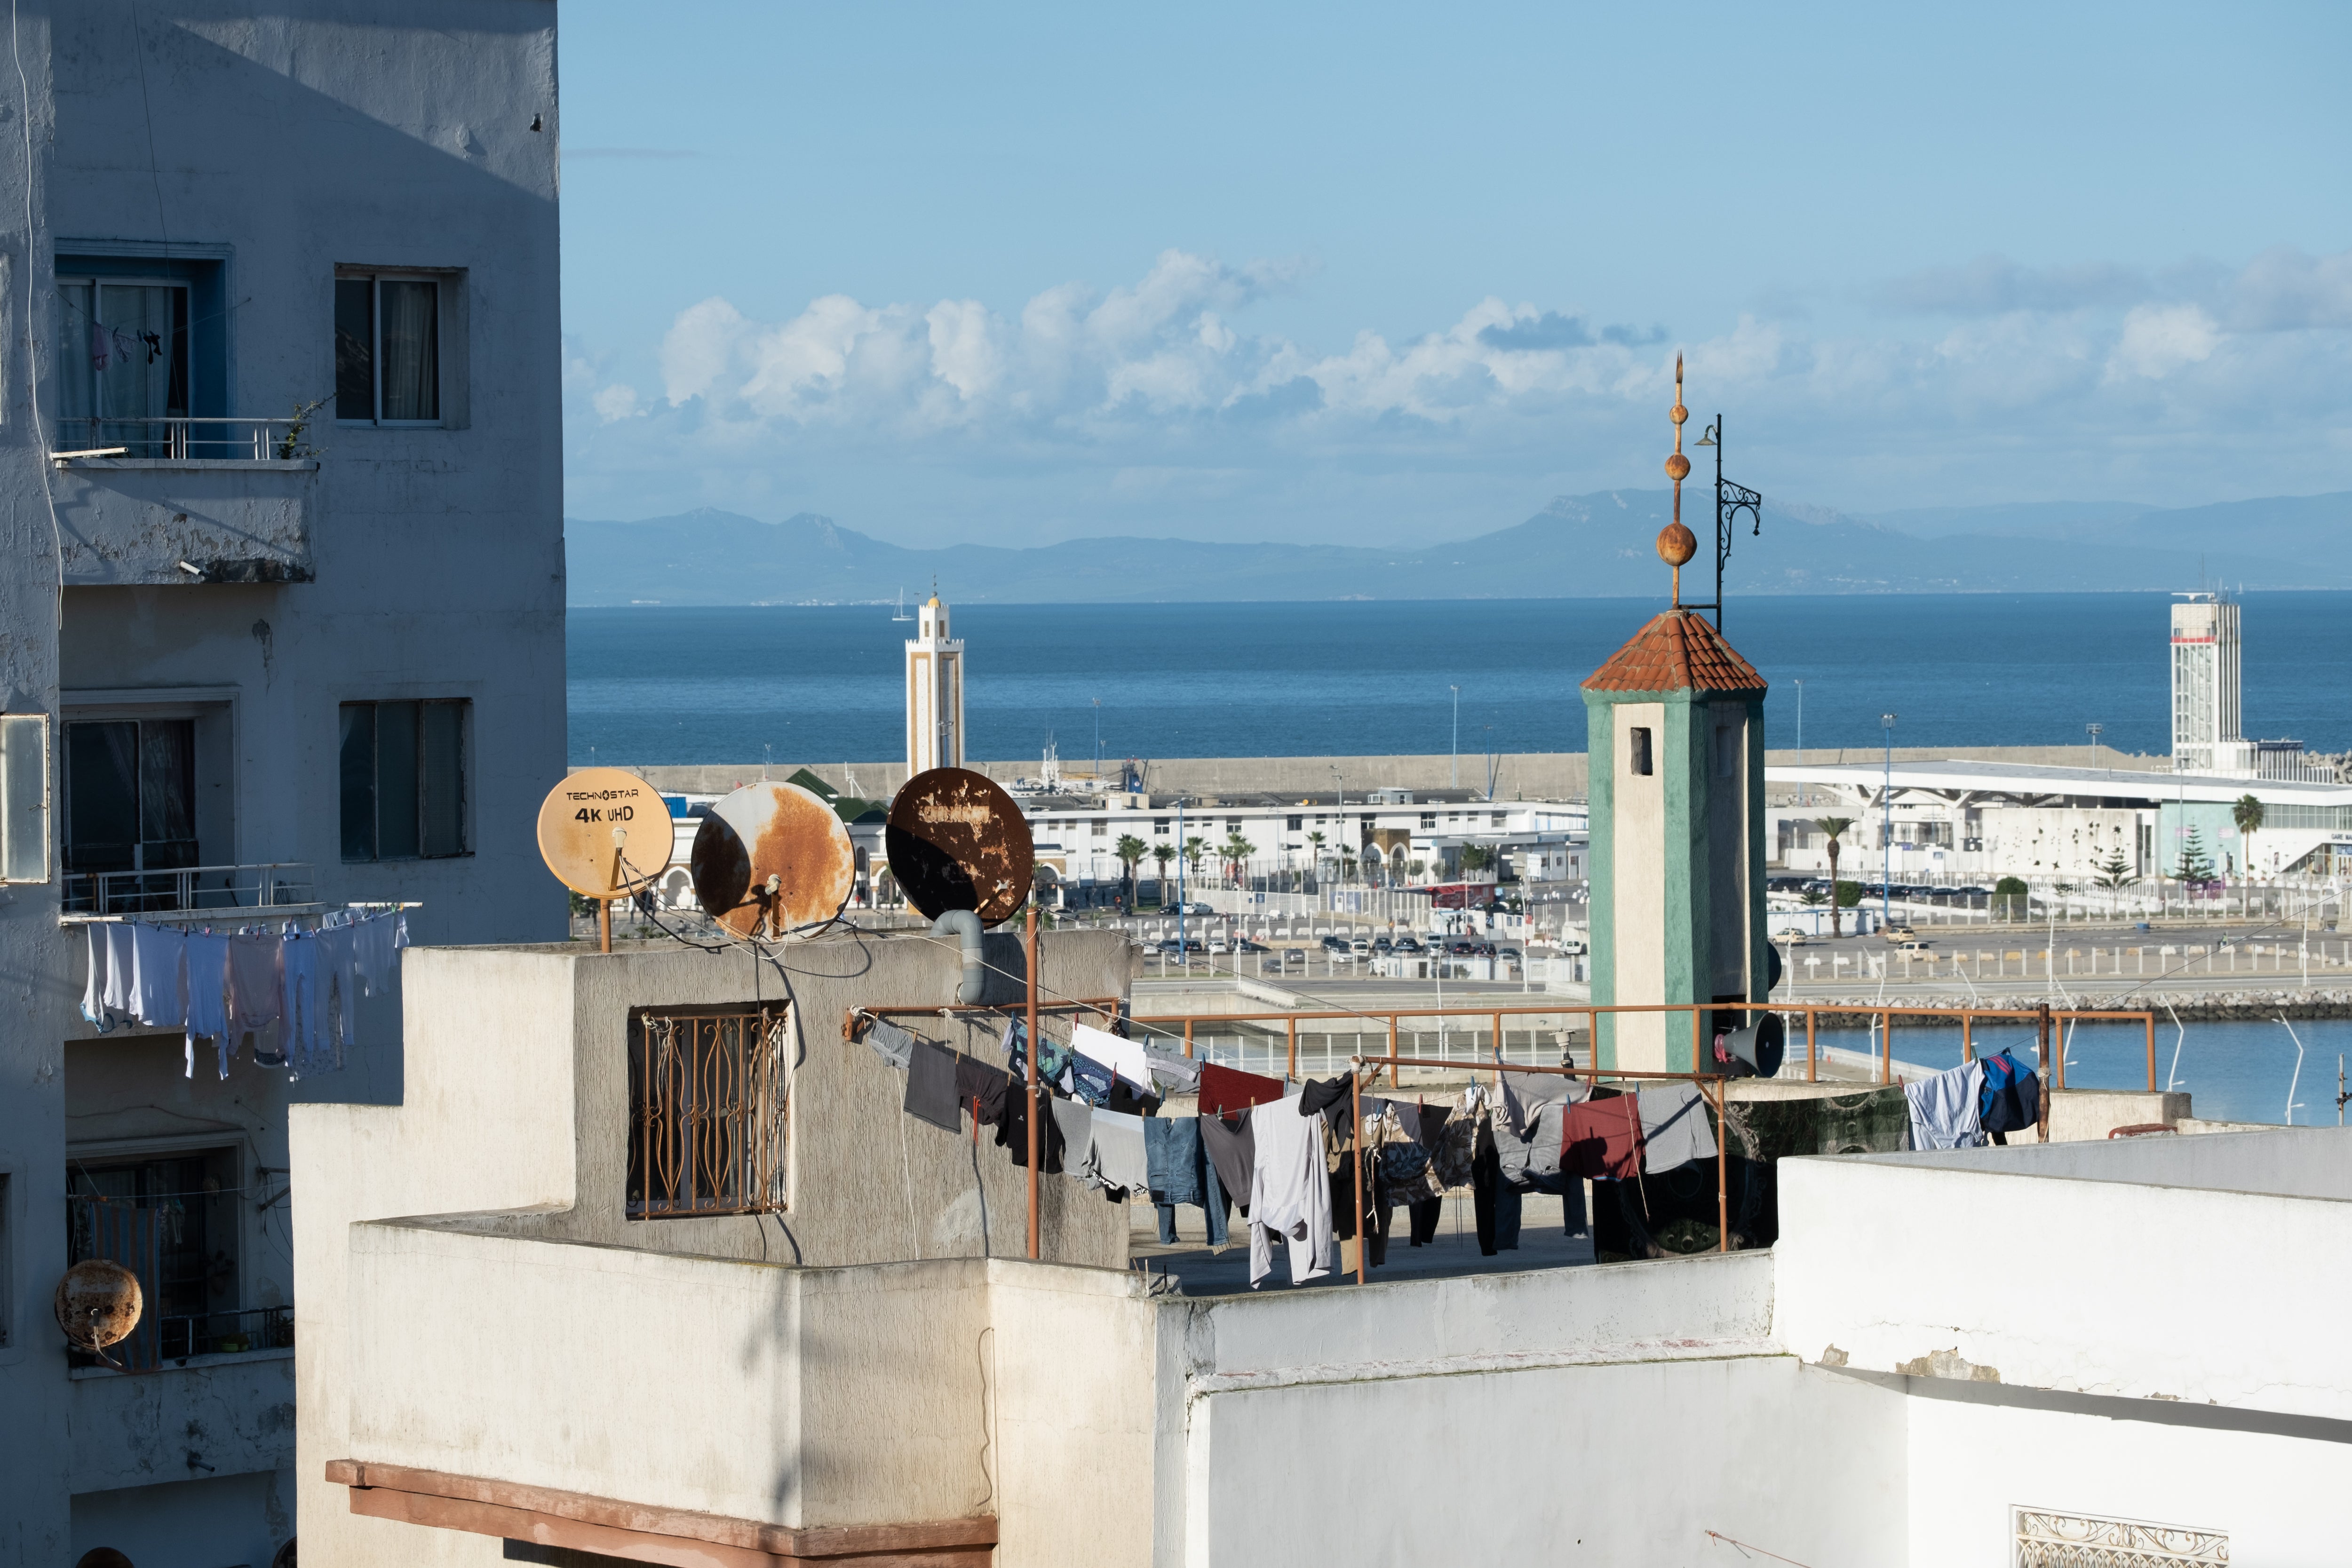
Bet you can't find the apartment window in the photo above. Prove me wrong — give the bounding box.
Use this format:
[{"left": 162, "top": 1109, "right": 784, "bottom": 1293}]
[
  {"left": 67, "top": 1146, "right": 251, "bottom": 1366},
  {"left": 340, "top": 700, "right": 468, "bottom": 861},
  {"left": 1153, "top": 818, "right": 1170, "bottom": 834},
  {"left": 56, "top": 276, "right": 189, "bottom": 449},
  {"left": 1629, "top": 726, "right": 1653, "bottom": 777},
  {"left": 1090, "top": 818, "right": 1109, "bottom": 837},
  {"left": 1420, "top": 812, "right": 1436, "bottom": 828},
  {"left": 335, "top": 274, "right": 441, "bottom": 423},
  {"left": 63, "top": 719, "right": 194, "bottom": 875},
  {"left": 1287, "top": 815, "right": 1303, "bottom": 831},
  {"left": 0, "top": 715, "right": 48, "bottom": 883}
]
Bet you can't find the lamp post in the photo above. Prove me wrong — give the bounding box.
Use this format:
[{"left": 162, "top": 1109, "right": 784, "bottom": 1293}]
[
  {"left": 2086, "top": 721, "right": 2102, "bottom": 771},
  {"left": 1092, "top": 698, "right": 1101, "bottom": 778},
  {"left": 1329, "top": 766, "right": 1345, "bottom": 888},
  {"left": 1793, "top": 679, "right": 1804, "bottom": 805},
  {"left": 1881, "top": 713, "right": 1897, "bottom": 930}
]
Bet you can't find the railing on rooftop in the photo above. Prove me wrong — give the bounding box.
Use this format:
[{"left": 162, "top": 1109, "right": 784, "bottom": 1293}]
[
  {"left": 628, "top": 1006, "right": 790, "bottom": 1219},
  {"left": 63, "top": 861, "right": 315, "bottom": 919},
  {"left": 51, "top": 416, "right": 313, "bottom": 463}
]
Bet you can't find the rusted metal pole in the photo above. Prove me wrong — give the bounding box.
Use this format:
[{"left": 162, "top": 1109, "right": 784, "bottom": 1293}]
[
  {"left": 1184, "top": 1017, "right": 1194, "bottom": 1059},
  {"left": 1962, "top": 1012, "right": 1973, "bottom": 1064},
  {"left": 1805, "top": 1008, "right": 1817, "bottom": 1082},
  {"left": 1025, "top": 905, "right": 1040, "bottom": 1261},
  {"left": 1286, "top": 1015, "right": 1297, "bottom": 1080},
  {"left": 1351, "top": 1067, "right": 1366, "bottom": 1286},
  {"left": 1388, "top": 1014, "right": 1399, "bottom": 1082},
  {"left": 1493, "top": 1009, "right": 1504, "bottom": 1071},
  {"left": 599, "top": 898, "right": 612, "bottom": 955},
  {"left": 1716, "top": 1077, "right": 1728, "bottom": 1254},
  {"left": 1691, "top": 1005, "right": 1703, "bottom": 1075},
  {"left": 2145, "top": 1011, "right": 2156, "bottom": 1092},
  {"left": 1879, "top": 1009, "right": 1891, "bottom": 1085}
]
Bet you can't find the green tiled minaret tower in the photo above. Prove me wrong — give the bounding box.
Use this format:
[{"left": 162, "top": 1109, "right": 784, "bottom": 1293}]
[{"left": 1581, "top": 357, "right": 1770, "bottom": 1071}]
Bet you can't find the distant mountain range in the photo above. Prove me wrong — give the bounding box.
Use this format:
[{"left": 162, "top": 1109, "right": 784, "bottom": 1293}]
[{"left": 563, "top": 490, "right": 2352, "bottom": 606}]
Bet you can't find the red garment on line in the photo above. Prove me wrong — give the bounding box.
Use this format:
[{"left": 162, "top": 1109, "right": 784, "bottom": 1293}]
[
  {"left": 1199, "top": 1062, "right": 1286, "bottom": 1116},
  {"left": 1561, "top": 1094, "right": 1644, "bottom": 1180}
]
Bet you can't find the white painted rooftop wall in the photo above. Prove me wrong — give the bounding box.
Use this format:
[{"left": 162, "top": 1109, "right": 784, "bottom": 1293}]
[{"left": 1775, "top": 1140, "right": 2352, "bottom": 1420}]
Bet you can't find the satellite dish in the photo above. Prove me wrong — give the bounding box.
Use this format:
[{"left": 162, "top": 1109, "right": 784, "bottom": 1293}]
[
  {"left": 55, "top": 1259, "right": 142, "bottom": 1352},
  {"left": 690, "top": 780, "right": 855, "bottom": 940},
  {"left": 887, "top": 767, "right": 1034, "bottom": 927},
  {"left": 538, "top": 768, "right": 675, "bottom": 898}
]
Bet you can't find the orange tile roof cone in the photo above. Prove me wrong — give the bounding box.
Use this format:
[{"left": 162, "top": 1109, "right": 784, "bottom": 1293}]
[{"left": 1578, "top": 358, "right": 1772, "bottom": 1082}]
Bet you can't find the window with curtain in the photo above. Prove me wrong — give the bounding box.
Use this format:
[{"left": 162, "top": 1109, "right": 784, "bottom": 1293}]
[
  {"left": 55, "top": 277, "right": 190, "bottom": 455},
  {"left": 334, "top": 274, "right": 441, "bottom": 423},
  {"left": 339, "top": 699, "right": 468, "bottom": 861},
  {"left": 62, "top": 718, "right": 196, "bottom": 874}
]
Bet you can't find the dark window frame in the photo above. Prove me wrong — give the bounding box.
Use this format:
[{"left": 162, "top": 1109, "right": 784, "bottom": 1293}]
[
  {"left": 339, "top": 698, "right": 470, "bottom": 862},
  {"left": 1629, "top": 726, "right": 1654, "bottom": 777},
  {"left": 334, "top": 271, "right": 444, "bottom": 426}
]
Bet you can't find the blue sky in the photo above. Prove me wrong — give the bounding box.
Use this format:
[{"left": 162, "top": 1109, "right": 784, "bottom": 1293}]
[{"left": 556, "top": 2, "right": 2352, "bottom": 547}]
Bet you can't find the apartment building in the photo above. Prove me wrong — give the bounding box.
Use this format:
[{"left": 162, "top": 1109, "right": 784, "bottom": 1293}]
[{"left": 0, "top": 7, "right": 566, "bottom": 1566}]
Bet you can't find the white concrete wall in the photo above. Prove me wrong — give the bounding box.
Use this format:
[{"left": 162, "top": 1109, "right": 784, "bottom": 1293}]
[
  {"left": 1611, "top": 701, "right": 1667, "bottom": 1069},
  {"left": 1904, "top": 1388, "right": 2344, "bottom": 1567},
  {"left": 1166, "top": 1253, "right": 1906, "bottom": 1567},
  {"left": 1775, "top": 1146, "right": 2352, "bottom": 1420}
]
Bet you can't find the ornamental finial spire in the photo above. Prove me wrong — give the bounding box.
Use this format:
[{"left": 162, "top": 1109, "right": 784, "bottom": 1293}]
[{"left": 1657, "top": 353, "right": 1697, "bottom": 605}]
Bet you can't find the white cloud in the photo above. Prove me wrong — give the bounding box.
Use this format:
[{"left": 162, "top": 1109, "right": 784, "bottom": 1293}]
[
  {"left": 592, "top": 382, "right": 641, "bottom": 422},
  {"left": 2106, "top": 304, "right": 2221, "bottom": 381},
  {"left": 575, "top": 245, "right": 2352, "bottom": 537}
]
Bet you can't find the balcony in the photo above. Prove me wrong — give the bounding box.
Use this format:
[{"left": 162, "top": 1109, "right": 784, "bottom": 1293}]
[
  {"left": 63, "top": 860, "right": 317, "bottom": 919},
  {"left": 51, "top": 418, "right": 317, "bottom": 585}
]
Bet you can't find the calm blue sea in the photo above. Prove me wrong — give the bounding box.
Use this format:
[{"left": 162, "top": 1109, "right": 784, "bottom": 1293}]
[
  {"left": 1815, "top": 1018, "right": 2352, "bottom": 1127},
  {"left": 567, "top": 591, "right": 2352, "bottom": 770}
]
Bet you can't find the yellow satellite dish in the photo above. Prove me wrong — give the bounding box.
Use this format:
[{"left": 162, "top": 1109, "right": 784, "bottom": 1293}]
[{"left": 537, "top": 768, "right": 675, "bottom": 899}]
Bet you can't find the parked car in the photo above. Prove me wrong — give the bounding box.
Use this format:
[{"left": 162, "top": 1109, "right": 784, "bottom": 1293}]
[
  {"left": 1320, "top": 934, "right": 1352, "bottom": 953},
  {"left": 1392, "top": 936, "right": 1423, "bottom": 953},
  {"left": 1449, "top": 940, "right": 1477, "bottom": 956},
  {"left": 1156, "top": 938, "right": 1204, "bottom": 956},
  {"left": 1233, "top": 938, "right": 1270, "bottom": 954},
  {"left": 1371, "top": 937, "right": 1394, "bottom": 954},
  {"left": 1350, "top": 939, "right": 1372, "bottom": 956},
  {"left": 1882, "top": 925, "right": 1918, "bottom": 943},
  {"left": 1167, "top": 900, "right": 1214, "bottom": 916},
  {"left": 1207, "top": 937, "right": 1231, "bottom": 955}
]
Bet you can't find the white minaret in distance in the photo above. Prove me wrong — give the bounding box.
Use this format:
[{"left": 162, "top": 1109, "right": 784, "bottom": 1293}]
[
  {"left": 905, "top": 592, "right": 965, "bottom": 777},
  {"left": 2170, "top": 593, "right": 2243, "bottom": 775}
]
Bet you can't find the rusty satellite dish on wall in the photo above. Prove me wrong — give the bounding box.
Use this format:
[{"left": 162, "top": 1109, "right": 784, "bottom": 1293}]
[
  {"left": 54, "top": 1259, "right": 142, "bottom": 1353},
  {"left": 537, "top": 768, "right": 675, "bottom": 898},
  {"left": 887, "top": 766, "right": 1034, "bottom": 927},
  {"left": 690, "top": 780, "right": 856, "bottom": 940}
]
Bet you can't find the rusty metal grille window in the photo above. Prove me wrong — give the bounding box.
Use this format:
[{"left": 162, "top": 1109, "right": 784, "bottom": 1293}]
[
  {"left": 2015, "top": 1508, "right": 2227, "bottom": 1567},
  {"left": 628, "top": 1006, "right": 790, "bottom": 1218}
]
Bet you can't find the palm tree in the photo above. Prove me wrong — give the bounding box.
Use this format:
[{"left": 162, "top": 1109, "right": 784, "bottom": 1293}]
[
  {"left": 1815, "top": 816, "right": 1855, "bottom": 937},
  {"left": 1304, "top": 830, "right": 1327, "bottom": 886},
  {"left": 1150, "top": 842, "right": 1175, "bottom": 904},
  {"left": 1184, "top": 836, "right": 1206, "bottom": 880},
  {"left": 1113, "top": 833, "right": 1146, "bottom": 908},
  {"left": 1222, "top": 832, "right": 1255, "bottom": 885},
  {"left": 2232, "top": 794, "right": 2265, "bottom": 882}
]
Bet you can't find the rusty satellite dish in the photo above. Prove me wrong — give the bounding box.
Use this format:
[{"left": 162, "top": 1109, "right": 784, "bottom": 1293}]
[
  {"left": 538, "top": 768, "right": 675, "bottom": 898},
  {"left": 55, "top": 1259, "right": 142, "bottom": 1353},
  {"left": 887, "top": 767, "right": 1034, "bottom": 927},
  {"left": 690, "top": 780, "right": 856, "bottom": 940}
]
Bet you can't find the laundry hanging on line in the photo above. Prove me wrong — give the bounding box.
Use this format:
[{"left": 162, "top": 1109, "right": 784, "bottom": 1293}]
[{"left": 79, "top": 908, "right": 408, "bottom": 1079}]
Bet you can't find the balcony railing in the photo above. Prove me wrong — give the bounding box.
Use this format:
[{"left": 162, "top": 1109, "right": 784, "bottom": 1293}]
[
  {"left": 51, "top": 416, "right": 313, "bottom": 463},
  {"left": 63, "top": 861, "right": 315, "bottom": 918}
]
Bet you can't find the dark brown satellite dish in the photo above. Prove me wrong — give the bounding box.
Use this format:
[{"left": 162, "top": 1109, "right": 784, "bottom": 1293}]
[
  {"left": 55, "top": 1259, "right": 142, "bottom": 1353},
  {"left": 887, "top": 767, "right": 1034, "bottom": 926},
  {"left": 689, "top": 780, "right": 856, "bottom": 940}
]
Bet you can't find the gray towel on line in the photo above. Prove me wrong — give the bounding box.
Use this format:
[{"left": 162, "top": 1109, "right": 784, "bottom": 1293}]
[
  {"left": 864, "top": 1019, "right": 915, "bottom": 1072},
  {"left": 905, "top": 1037, "right": 963, "bottom": 1133},
  {"left": 1637, "top": 1082, "right": 1720, "bottom": 1173}
]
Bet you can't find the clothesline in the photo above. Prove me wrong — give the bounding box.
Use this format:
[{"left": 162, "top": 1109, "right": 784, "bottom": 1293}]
[
  {"left": 857, "top": 1011, "right": 1743, "bottom": 1289},
  {"left": 79, "top": 906, "right": 411, "bottom": 1082}
]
